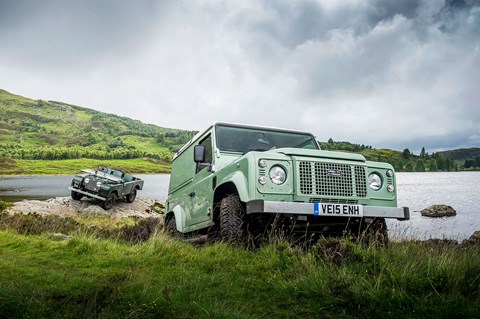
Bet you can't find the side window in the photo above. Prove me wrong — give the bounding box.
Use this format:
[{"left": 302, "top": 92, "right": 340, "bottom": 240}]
[{"left": 196, "top": 134, "right": 212, "bottom": 173}]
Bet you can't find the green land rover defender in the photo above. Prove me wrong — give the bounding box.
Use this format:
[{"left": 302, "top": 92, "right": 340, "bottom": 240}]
[{"left": 166, "top": 123, "right": 409, "bottom": 243}]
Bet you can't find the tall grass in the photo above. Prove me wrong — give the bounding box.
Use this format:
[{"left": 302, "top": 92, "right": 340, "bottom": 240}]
[{"left": 0, "top": 223, "right": 478, "bottom": 318}]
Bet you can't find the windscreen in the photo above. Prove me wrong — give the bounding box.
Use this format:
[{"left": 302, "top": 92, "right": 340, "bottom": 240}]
[{"left": 215, "top": 125, "right": 318, "bottom": 154}]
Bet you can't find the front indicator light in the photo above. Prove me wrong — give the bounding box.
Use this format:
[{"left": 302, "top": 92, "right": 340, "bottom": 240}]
[
  {"left": 387, "top": 185, "right": 395, "bottom": 193},
  {"left": 258, "top": 160, "right": 267, "bottom": 168},
  {"left": 386, "top": 169, "right": 394, "bottom": 177}
]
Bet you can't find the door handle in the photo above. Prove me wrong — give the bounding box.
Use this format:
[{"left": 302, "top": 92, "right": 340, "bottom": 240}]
[{"left": 189, "top": 192, "right": 196, "bottom": 198}]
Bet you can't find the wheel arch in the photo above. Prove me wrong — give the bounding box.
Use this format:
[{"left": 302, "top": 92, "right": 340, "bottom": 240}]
[
  {"left": 213, "top": 181, "right": 248, "bottom": 226},
  {"left": 109, "top": 189, "right": 119, "bottom": 197},
  {"left": 165, "top": 206, "right": 185, "bottom": 233}
]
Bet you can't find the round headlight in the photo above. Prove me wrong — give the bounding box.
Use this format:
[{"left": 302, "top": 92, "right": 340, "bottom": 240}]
[
  {"left": 96, "top": 181, "right": 102, "bottom": 187},
  {"left": 84, "top": 178, "right": 90, "bottom": 184},
  {"left": 386, "top": 169, "right": 394, "bottom": 177},
  {"left": 269, "top": 166, "right": 286, "bottom": 185},
  {"left": 368, "top": 173, "right": 382, "bottom": 191}
]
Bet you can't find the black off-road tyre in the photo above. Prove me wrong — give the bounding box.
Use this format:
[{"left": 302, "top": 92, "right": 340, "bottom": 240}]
[
  {"left": 360, "top": 218, "right": 389, "bottom": 246},
  {"left": 219, "top": 195, "right": 245, "bottom": 244},
  {"left": 126, "top": 188, "right": 137, "bottom": 203},
  {"left": 165, "top": 215, "right": 179, "bottom": 238},
  {"left": 102, "top": 193, "right": 116, "bottom": 210},
  {"left": 71, "top": 191, "right": 83, "bottom": 201}
]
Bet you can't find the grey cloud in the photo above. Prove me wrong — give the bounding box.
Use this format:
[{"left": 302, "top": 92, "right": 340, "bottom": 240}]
[
  {"left": 0, "top": 0, "right": 168, "bottom": 70},
  {"left": 0, "top": 0, "right": 478, "bottom": 151}
]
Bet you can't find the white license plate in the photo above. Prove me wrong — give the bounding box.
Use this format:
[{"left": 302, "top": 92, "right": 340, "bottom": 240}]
[{"left": 313, "top": 203, "right": 363, "bottom": 217}]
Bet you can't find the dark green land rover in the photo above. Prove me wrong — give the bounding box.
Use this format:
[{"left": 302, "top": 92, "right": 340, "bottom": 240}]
[{"left": 165, "top": 123, "right": 409, "bottom": 243}]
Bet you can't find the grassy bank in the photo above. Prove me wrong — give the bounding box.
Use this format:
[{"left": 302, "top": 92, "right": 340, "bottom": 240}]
[
  {"left": 0, "top": 158, "right": 171, "bottom": 175},
  {"left": 0, "top": 212, "right": 479, "bottom": 318}
]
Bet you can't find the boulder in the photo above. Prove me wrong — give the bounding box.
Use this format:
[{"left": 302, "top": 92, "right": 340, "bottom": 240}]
[
  {"left": 469, "top": 230, "right": 480, "bottom": 242},
  {"left": 420, "top": 205, "right": 456, "bottom": 218},
  {"left": 4, "top": 196, "right": 165, "bottom": 219}
]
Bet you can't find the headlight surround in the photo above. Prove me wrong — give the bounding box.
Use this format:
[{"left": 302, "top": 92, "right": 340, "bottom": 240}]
[
  {"left": 269, "top": 165, "right": 286, "bottom": 185},
  {"left": 368, "top": 173, "right": 382, "bottom": 191}
]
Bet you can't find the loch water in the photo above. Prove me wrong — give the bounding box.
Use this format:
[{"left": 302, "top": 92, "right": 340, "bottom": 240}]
[{"left": 1, "top": 172, "right": 479, "bottom": 241}]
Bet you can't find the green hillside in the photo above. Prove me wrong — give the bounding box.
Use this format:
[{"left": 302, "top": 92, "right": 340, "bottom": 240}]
[
  {"left": 438, "top": 148, "right": 480, "bottom": 160},
  {"left": 0, "top": 88, "right": 470, "bottom": 174},
  {"left": 320, "top": 140, "right": 458, "bottom": 172},
  {"left": 0, "top": 89, "right": 196, "bottom": 171}
]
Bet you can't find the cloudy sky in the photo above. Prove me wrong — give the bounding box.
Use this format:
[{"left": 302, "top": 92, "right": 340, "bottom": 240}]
[{"left": 0, "top": 0, "right": 479, "bottom": 152}]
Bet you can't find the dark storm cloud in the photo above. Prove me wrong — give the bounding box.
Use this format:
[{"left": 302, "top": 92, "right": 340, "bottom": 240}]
[{"left": 0, "top": 0, "right": 478, "bottom": 151}]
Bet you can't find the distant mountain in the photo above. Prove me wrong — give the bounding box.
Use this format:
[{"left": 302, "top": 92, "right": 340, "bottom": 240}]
[
  {"left": 0, "top": 89, "right": 196, "bottom": 161},
  {"left": 438, "top": 148, "right": 480, "bottom": 161}
]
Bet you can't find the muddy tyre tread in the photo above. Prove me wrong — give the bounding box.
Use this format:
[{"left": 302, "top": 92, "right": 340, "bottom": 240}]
[
  {"left": 165, "top": 215, "right": 179, "bottom": 238},
  {"left": 102, "top": 193, "right": 116, "bottom": 210},
  {"left": 126, "top": 188, "right": 137, "bottom": 203},
  {"left": 71, "top": 191, "right": 83, "bottom": 201},
  {"left": 219, "top": 195, "right": 245, "bottom": 243}
]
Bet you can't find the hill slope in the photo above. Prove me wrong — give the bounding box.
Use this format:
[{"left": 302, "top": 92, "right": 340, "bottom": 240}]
[
  {"left": 0, "top": 89, "right": 469, "bottom": 173},
  {"left": 0, "top": 89, "right": 195, "bottom": 161},
  {"left": 438, "top": 148, "right": 480, "bottom": 161}
]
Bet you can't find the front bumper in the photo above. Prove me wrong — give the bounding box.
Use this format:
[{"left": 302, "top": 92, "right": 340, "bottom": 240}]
[
  {"left": 69, "top": 187, "right": 106, "bottom": 201},
  {"left": 246, "top": 200, "right": 410, "bottom": 221}
]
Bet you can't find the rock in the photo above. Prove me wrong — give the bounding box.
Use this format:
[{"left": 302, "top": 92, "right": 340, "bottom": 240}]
[
  {"left": 5, "top": 196, "right": 164, "bottom": 220},
  {"left": 469, "top": 230, "right": 480, "bottom": 242},
  {"left": 146, "top": 201, "right": 165, "bottom": 214},
  {"left": 420, "top": 205, "right": 456, "bottom": 218},
  {"left": 460, "top": 230, "right": 480, "bottom": 246}
]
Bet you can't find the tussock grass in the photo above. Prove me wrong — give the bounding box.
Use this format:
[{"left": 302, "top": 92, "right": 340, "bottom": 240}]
[
  {"left": 0, "top": 212, "right": 162, "bottom": 244},
  {"left": 0, "top": 217, "right": 479, "bottom": 318}
]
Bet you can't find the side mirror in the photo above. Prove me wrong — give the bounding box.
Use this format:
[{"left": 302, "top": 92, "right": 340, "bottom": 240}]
[{"left": 194, "top": 145, "right": 205, "bottom": 163}]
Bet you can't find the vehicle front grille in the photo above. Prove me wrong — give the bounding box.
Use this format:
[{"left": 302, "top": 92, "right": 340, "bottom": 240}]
[
  {"left": 84, "top": 179, "right": 98, "bottom": 192},
  {"left": 299, "top": 161, "right": 367, "bottom": 198}
]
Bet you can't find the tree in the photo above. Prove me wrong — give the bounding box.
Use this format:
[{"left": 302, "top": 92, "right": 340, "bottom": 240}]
[
  {"left": 402, "top": 148, "right": 411, "bottom": 160},
  {"left": 405, "top": 163, "right": 414, "bottom": 172},
  {"left": 328, "top": 138, "right": 334, "bottom": 144},
  {"left": 429, "top": 159, "right": 438, "bottom": 171},
  {"left": 420, "top": 147, "right": 426, "bottom": 159},
  {"left": 464, "top": 159, "right": 474, "bottom": 169},
  {"left": 415, "top": 161, "right": 426, "bottom": 172}
]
